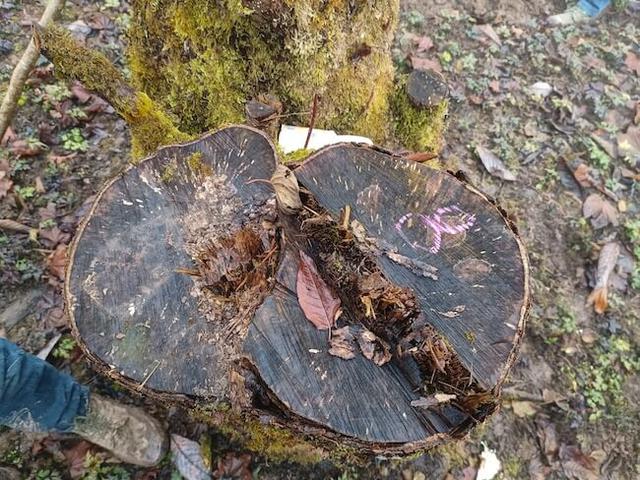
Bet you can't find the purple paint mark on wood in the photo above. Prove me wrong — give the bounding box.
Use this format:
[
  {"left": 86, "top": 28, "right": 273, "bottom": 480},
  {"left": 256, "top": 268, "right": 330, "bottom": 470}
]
[{"left": 395, "top": 205, "right": 476, "bottom": 254}]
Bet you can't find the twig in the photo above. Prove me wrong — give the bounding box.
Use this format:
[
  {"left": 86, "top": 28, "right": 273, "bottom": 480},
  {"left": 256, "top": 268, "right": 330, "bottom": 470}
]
[
  {"left": 303, "top": 94, "right": 320, "bottom": 150},
  {"left": 138, "top": 360, "right": 161, "bottom": 390},
  {"left": 0, "top": 0, "right": 65, "bottom": 140}
]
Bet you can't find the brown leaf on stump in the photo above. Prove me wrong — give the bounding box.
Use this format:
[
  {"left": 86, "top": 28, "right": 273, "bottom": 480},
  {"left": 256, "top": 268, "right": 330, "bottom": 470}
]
[
  {"left": 328, "top": 326, "right": 356, "bottom": 360},
  {"left": 296, "top": 250, "right": 341, "bottom": 330},
  {"left": 357, "top": 327, "right": 391, "bottom": 366}
]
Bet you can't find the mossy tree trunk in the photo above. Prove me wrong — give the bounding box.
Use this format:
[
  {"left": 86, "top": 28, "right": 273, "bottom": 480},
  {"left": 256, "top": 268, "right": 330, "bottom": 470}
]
[
  {"left": 128, "top": 0, "right": 400, "bottom": 142},
  {"left": 124, "top": 0, "right": 447, "bottom": 153},
  {"left": 38, "top": 1, "right": 448, "bottom": 157}
]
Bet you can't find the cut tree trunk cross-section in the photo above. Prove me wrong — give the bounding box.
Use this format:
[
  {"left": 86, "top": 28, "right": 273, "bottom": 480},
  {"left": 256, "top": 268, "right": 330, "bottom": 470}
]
[{"left": 65, "top": 126, "right": 529, "bottom": 456}]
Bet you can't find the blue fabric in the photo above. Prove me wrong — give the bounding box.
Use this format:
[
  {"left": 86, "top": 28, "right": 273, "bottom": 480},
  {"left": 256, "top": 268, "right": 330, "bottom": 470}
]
[
  {"left": 577, "top": 0, "right": 610, "bottom": 17},
  {"left": 0, "top": 338, "right": 89, "bottom": 432}
]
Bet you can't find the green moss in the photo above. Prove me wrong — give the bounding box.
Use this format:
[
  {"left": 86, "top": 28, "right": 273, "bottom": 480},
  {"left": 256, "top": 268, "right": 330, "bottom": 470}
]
[
  {"left": 185, "top": 151, "right": 213, "bottom": 176},
  {"left": 160, "top": 161, "right": 177, "bottom": 183},
  {"left": 128, "top": 93, "right": 192, "bottom": 160},
  {"left": 433, "top": 442, "right": 467, "bottom": 470},
  {"left": 503, "top": 456, "right": 523, "bottom": 478},
  {"left": 283, "top": 148, "right": 313, "bottom": 164},
  {"left": 392, "top": 75, "right": 449, "bottom": 152},
  {"left": 217, "top": 414, "right": 326, "bottom": 464},
  {"left": 128, "top": 0, "right": 399, "bottom": 142},
  {"left": 37, "top": 24, "right": 189, "bottom": 159}
]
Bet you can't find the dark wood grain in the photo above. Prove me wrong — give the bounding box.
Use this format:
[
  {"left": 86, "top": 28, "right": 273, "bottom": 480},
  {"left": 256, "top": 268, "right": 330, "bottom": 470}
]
[
  {"left": 244, "top": 247, "right": 472, "bottom": 445},
  {"left": 67, "top": 128, "right": 528, "bottom": 452},
  {"left": 66, "top": 126, "right": 277, "bottom": 396},
  {"left": 293, "top": 144, "right": 529, "bottom": 390}
]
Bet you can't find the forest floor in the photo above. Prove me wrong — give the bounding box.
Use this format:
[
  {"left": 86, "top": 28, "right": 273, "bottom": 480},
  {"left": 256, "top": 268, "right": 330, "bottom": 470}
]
[{"left": 1, "top": 1, "right": 639, "bottom": 479}]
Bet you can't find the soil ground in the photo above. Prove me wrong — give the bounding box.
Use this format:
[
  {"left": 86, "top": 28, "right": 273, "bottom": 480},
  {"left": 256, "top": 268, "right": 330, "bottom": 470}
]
[{"left": 1, "top": 1, "right": 639, "bottom": 479}]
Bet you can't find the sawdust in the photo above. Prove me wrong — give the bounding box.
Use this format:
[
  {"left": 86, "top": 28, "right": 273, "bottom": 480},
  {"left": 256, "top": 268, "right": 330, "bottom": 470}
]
[{"left": 178, "top": 174, "right": 279, "bottom": 399}]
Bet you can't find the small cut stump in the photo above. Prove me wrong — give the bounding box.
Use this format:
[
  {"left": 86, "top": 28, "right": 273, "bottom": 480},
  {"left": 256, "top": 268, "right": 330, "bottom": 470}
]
[{"left": 65, "top": 126, "right": 529, "bottom": 456}]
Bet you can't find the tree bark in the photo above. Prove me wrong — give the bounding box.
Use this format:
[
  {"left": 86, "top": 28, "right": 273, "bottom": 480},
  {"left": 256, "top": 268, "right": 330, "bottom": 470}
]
[{"left": 126, "top": 0, "right": 446, "bottom": 152}]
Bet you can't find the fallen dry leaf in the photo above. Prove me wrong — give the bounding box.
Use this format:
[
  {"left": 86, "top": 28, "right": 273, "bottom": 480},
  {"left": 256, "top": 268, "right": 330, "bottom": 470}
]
[
  {"left": 438, "top": 305, "right": 466, "bottom": 318},
  {"left": 415, "top": 35, "right": 434, "bottom": 52},
  {"left": 35, "top": 176, "right": 46, "bottom": 194},
  {"left": 271, "top": 164, "right": 302, "bottom": 214},
  {"left": 0, "top": 219, "right": 31, "bottom": 234},
  {"left": 1, "top": 126, "right": 16, "bottom": 146},
  {"left": 404, "top": 151, "right": 438, "bottom": 162},
  {"left": 410, "top": 393, "right": 456, "bottom": 408},
  {"left": 475, "top": 146, "right": 516, "bottom": 181},
  {"left": 296, "top": 250, "right": 341, "bottom": 330},
  {"left": 587, "top": 242, "right": 619, "bottom": 314},
  {"left": 71, "top": 82, "right": 92, "bottom": 103},
  {"left": 357, "top": 327, "right": 391, "bottom": 366},
  {"left": 10, "top": 139, "right": 47, "bottom": 157},
  {"left": 410, "top": 55, "right": 442, "bottom": 73},
  {"left": 581, "top": 328, "right": 597, "bottom": 344},
  {"left": 535, "top": 417, "right": 559, "bottom": 462},
  {"left": 559, "top": 445, "right": 603, "bottom": 480},
  {"left": 582, "top": 194, "right": 618, "bottom": 229},
  {"left": 0, "top": 176, "right": 12, "bottom": 199},
  {"left": 528, "top": 457, "right": 551, "bottom": 480},
  {"left": 474, "top": 24, "right": 501, "bottom": 45},
  {"left": 572, "top": 163, "right": 592, "bottom": 188},
  {"left": 511, "top": 400, "right": 537, "bottom": 418},
  {"left": 328, "top": 326, "right": 356, "bottom": 360},
  {"left": 617, "top": 124, "right": 640, "bottom": 161},
  {"left": 62, "top": 441, "right": 94, "bottom": 479},
  {"left": 46, "top": 245, "right": 68, "bottom": 281},
  {"left": 39, "top": 227, "right": 69, "bottom": 247},
  {"left": 624, "top": 51, "right": 640, "bottom": 76},
  {"left": 214, "top": 452, "right": 252, "bottom": 480},
  {"left": 171, "top": 434, "right": 211, "bottom": 480}
]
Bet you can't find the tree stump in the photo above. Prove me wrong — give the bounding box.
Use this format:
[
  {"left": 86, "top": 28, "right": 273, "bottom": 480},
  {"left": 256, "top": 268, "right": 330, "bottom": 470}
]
[{"left": 65, "top": 126, "right": 529, "bottom": 456}]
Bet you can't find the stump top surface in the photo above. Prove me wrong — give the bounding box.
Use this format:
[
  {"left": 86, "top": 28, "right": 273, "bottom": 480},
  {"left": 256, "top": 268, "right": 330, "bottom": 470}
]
[
  {"left": 242, "top": 144, "right": 528, "bottom": 445},
  {"left": 66, "top": 127, "right": 528, "bottom": 451},
  {"left": 66, "top": 127, "right": 276, "bottom": 395}
]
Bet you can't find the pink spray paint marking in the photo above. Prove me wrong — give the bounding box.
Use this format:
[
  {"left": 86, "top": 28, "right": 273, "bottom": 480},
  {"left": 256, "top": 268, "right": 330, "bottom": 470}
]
[{"left": 395, "top": 205, "right": 476, "bottom": 254}]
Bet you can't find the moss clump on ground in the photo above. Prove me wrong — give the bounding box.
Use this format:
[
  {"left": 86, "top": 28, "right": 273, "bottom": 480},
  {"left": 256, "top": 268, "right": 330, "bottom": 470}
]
[
  {"left": 392, "top": 75, "right": 449, "bottom": 153},
  {"left": 211, "top": 412, "right": 326, "bottom": 464},
  {"left": 128, "top": 0, "right": 399, "bottom": 143}
]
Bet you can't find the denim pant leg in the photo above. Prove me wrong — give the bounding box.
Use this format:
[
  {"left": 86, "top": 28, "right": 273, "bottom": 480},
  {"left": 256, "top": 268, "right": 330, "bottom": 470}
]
[
  {"left": 0, "top": 338, "right": 89, "bottom": 432},
  {"left": 578, "top": 0, "right": 610, "bottom": 16}
]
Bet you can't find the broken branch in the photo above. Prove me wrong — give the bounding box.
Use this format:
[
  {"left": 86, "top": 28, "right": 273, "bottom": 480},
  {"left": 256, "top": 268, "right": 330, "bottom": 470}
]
[
  {"left": 0, "top": 0, "right": 65, "bottom": 140},
  {"left": 33, "top": 24, "right": 189, "bottom": 159}
]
